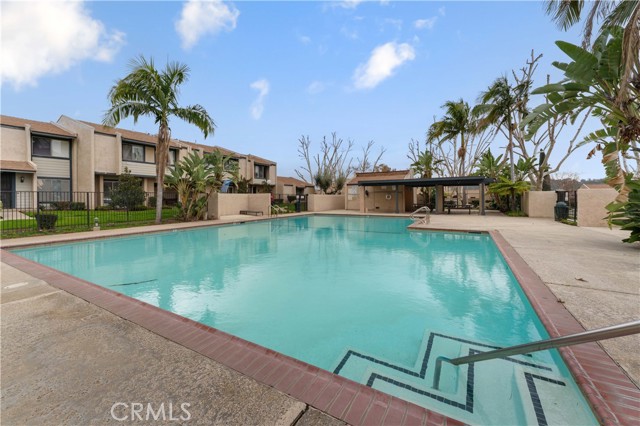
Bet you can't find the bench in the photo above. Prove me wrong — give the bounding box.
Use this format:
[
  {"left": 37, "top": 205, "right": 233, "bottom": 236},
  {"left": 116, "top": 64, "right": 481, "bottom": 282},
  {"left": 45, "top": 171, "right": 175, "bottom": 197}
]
[
  {"left": 239, "top": 210, "right": 263, "bottom": 216},
  {"left": 446, "top": 204, "right": 473, "bottom": 214}
]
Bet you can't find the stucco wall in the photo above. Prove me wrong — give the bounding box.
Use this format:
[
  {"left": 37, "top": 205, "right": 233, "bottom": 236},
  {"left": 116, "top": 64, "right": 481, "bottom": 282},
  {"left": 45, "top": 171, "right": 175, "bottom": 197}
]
[
  {"left": 57, "top": 116, "right": 93, "bottom": 192},
  {"left": 577, "top": 188, "right": 617, "bottom": 227},
  {"left": 93, "top": 134, "right": 119, "bottom": 174},
  {"left": 308, "top": 194, "right": 345, "bottom": 212},
  {"left": 0, "top": 127, "right": 28, "bottom": 161},
  {"left": 208, "top": 193, "right": 270, "bottom": 218},
  {"left": 523, "top": 191, "right": 556, "bottom": 218}
]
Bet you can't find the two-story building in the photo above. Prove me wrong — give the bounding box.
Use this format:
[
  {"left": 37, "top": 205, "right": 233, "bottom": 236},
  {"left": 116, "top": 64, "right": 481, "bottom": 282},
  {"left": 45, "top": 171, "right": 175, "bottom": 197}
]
[
  {"left": 0, "top": 114, "right": 278, "bottom": 208},
  {"left": 1, "top": 116, "right": 77, "bottom": 208}
]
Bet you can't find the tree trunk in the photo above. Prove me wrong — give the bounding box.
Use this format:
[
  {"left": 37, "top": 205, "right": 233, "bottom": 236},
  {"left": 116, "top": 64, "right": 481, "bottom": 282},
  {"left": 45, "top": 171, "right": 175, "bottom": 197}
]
[
  {"left": 155, "top": 124, "right": 170, "bottom": 224},
  {"left": 508, "top": 124, "right": 516, "bottom": 210}
]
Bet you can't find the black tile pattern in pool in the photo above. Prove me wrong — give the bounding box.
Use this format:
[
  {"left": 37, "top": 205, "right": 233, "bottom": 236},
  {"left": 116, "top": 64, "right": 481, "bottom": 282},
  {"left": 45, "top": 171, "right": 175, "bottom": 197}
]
[
  {"left": 333, "top": 332, "right": 565, "bottom": 419},
  {"left": 525, "top": 372, "right": 567, "bottom": 426}
]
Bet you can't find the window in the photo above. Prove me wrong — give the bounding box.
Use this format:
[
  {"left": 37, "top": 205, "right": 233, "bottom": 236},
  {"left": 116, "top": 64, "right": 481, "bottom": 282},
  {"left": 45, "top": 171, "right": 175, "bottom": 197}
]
[
  {"left": 254, "top": 164, "right": 268, "bottom": 179},
  {"left": 168, "top": 149, "right": 178, "bottom": 166},
  {"left": 103, "top": 180, "right": 118, "bottom": 203},
  {"left": 32, "top": 137, "right": 70, "bottom": 158},
  {"left": 122, "top": 143, "right": 145, "bottom": 162},
  {"left": 37, "top": 178, "right": 71, "bottom": 201}
]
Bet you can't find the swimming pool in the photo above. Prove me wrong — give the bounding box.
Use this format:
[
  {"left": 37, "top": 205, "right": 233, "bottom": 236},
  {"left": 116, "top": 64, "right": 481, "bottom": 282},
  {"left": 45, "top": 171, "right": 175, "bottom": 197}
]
[{"left": 13, "top": 215, "right": 597, "bottom": 425}]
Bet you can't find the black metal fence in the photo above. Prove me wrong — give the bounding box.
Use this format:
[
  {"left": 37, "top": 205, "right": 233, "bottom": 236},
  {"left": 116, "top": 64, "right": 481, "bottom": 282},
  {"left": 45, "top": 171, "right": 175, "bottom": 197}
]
[
  {"left": 0, "top": 191, "right": 179, "bottom": 236},
  {"left": 567, "top": 190, "right": 578, "bottom": 223},
  {"left": 273, "top": 194, "right": 308, "bottom": 212}
]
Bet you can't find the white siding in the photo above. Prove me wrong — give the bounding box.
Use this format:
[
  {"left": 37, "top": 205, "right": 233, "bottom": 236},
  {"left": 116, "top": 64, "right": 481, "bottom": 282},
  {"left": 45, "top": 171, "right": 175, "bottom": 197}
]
[
  {"left": 32, "top": 157, "right": 70, "bottom": 178},
  {"left": 15, "top": 174, "right": 36, "bottom": 209},
  {"left": 122, "top": 161, "right": 156, "bottom": 177}
]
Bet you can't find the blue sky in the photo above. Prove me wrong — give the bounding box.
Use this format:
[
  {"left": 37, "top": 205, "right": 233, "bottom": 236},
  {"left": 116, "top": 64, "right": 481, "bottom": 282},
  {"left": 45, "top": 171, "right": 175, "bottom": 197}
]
[{"left": 1, "top": 0, "right": 604, "bottom": 179}]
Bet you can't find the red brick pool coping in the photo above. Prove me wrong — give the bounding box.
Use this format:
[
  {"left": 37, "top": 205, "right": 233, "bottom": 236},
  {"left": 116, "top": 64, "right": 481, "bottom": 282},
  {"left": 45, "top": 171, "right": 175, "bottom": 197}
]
[{"left": 2, "top": 225, "right": 638, "bottom": 425}]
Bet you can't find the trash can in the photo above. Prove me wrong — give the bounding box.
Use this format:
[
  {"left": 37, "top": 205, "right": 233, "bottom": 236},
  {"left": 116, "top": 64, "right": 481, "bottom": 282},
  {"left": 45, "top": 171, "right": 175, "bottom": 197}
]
[{"left": 554, "top": 191, "right": 569, "bottom": 221}]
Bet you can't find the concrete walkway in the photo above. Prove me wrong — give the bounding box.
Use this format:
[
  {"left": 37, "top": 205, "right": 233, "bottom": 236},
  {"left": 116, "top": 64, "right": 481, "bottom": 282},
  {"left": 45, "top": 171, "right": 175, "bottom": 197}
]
[
  {"left": 1, "top": 211, "right": 639, "bottom": 424},
  {"left": 1, "top": 263, "right": 344, "bottom": 426}
]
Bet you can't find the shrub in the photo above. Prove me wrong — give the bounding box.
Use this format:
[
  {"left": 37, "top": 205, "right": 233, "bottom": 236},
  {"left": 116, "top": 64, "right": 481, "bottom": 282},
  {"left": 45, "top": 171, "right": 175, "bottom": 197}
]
[
  {"left": 287, "top": 195, "right": 297, "bottom": 203},
  {"left": 51, "top": 201, "right": 70, "bottom": 210},
  {"left": 35, "top": 214, "right": 58, "bottom": 230},
  {"left": 109, "top": 167, "right": 146, "bottom": 210},
  {"left": 69, "top": 202, "right": 86, "bottom": 211},
  {"left": 148, "top": 196, "right": 157, "bottom": 208}
]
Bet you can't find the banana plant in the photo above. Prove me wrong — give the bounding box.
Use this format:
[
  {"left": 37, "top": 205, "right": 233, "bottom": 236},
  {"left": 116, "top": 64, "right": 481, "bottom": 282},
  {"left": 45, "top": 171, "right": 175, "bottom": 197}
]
[
  {"left": 524, "top": 26, "right": 639, "bottom": 204},
  {"left": 165, "top": 151, "right": 218, "bottom": 221}
]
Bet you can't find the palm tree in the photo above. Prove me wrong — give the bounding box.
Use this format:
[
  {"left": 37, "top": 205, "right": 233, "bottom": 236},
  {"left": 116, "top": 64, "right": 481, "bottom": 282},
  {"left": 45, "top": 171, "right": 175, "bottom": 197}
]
[
  {"left": 476, "top": 77, "right": 531, "bottom": 209},
  {"left": 427, "top": 100, "right": 477, "bottom": 177},
  {"left": 545, "top": 0, "right": 639, "bottom": 104},
  {"left": 103, "top": 56, "right": 215, "bottom": 224}
]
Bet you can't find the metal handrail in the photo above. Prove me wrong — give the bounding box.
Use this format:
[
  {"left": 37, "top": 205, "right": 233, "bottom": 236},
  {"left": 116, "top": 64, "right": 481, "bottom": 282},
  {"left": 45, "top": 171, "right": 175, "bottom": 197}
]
[
  {"left": 410, "top": 206, "right": 430, "bottom": 224},
  {"left": 432, "top": 320, "right": 640, "bottom": 389}
]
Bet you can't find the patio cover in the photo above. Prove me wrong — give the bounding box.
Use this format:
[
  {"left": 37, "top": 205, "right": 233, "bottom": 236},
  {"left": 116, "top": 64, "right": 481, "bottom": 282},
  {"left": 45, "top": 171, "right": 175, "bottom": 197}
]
[
  {"left": 357, "top": 176, "right": 493, "bottom": 215},
  {"left": 356, "top": 176, "right": 493, "bottom": 187}
]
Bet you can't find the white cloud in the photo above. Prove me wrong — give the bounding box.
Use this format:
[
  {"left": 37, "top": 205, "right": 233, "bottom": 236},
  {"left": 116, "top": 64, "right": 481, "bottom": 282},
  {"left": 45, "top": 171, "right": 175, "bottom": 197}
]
[
  {"left": 299, "top": 35, "right": 311, "bottom": 44},
  {"left": 414, "top": 17, "right": 437, "bottom": 30},
  {"left": 1, "top": 0, "right": 125, "bottom": 89},
  {"left": 352, "top": 42, "right": 415, "bottom": 90},
  {"left": 250, "top": 79, "right": 270, "bottom": 119},
  {"left": 176, "top": 0, "right": 239, "bottom": 50},
  {"left": 307, "top": 81, "right": 326, "bottom": 95},
  {"left": 439, "top": 6, "right": 446, "bottom": 16},
  {"left": 337, "top": 0, "right": 364, "bottom": 9}
]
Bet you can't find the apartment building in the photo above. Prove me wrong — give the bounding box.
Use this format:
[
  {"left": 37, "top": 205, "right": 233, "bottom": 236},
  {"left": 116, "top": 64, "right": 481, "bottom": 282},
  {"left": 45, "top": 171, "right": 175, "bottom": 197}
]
[{"left": 0, "top": 114, "right": 277, "bottom": 208}]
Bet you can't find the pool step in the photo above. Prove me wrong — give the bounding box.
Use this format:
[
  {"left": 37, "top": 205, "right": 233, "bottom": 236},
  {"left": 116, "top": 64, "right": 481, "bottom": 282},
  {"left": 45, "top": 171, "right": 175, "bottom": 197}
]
[{"left": 333, "top": 331, "right": 597, "bottom": 425}]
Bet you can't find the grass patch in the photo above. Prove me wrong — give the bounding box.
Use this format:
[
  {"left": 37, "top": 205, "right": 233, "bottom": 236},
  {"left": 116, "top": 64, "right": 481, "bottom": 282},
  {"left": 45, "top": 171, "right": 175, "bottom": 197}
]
[
  {"left": 1, "top": 208, "right": 180, "bottom": 238},
  {"left": 504, "top": 210, "right": 528, "bottom": 217}
]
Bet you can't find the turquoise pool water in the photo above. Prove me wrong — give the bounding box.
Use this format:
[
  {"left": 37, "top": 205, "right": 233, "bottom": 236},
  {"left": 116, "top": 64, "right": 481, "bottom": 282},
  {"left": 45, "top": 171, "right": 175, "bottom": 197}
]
[{"left": 13, "top": 216, "right": 597, "bottom": 425}]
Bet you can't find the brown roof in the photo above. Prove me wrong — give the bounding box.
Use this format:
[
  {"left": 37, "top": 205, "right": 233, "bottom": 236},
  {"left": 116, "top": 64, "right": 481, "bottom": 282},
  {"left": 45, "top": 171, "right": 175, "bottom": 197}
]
[
  {"left": 580, "top": 183, "right": 613, "bottom": 190},
  {"left": 211, "top": 145, "right": 244, "bottom": 158},
  {"left": 348, "top": 170, "right": 411, "bottom": 184},
  {"left": 80, "top": 120, "right": 162, "bottom": 145},
  {"left": 248, "top": 154, "right": 276, "bottom": 165},
  {"left": 278, "top": 176, "right": 313, "bottom": 187},
  {"left": 0, "top": 115, "right": 76, "bottom": 138},
  {"left": 0, "top": 160, "right": 37, "bottom": 172}
]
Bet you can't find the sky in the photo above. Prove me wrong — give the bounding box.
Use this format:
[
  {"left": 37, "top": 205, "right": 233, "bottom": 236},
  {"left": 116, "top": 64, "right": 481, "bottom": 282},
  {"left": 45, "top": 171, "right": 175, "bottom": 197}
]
[{"left": 1, "top": 0, "right": 605, "bottom": 180}]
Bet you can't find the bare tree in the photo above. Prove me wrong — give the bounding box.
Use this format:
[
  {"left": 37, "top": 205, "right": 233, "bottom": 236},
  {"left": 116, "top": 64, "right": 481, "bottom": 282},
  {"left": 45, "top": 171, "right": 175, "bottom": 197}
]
[
  {"left": 484, "top": 51, "right": 592, "bottom": 190},
  {"left": 295, "top": 132, "right": 354, "bottom": 194},
  {"left": 352, "top": 140, "right": 386, "bottom": 173},
  {"left": 551, "top": 171, "right": 582, "bottom": 191}
]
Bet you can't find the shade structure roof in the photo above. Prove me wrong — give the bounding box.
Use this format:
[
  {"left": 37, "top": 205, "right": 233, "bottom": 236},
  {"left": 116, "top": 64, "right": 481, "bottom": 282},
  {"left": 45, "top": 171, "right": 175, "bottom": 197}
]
[{"left": 356, "top": 176, "right": 494, "bottom": 187}]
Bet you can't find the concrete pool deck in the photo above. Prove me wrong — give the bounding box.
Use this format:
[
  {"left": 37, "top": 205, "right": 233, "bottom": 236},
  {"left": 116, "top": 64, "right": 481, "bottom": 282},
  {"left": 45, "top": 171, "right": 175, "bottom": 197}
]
[{"left": 1, "top": 211, "right": 639, "bottom": 425}]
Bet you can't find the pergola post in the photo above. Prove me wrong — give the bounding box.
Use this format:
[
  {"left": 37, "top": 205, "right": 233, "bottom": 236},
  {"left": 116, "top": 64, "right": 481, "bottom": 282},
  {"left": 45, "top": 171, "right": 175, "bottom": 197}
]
[
  {"left": 359, "top": 186, "right": 366, "bottom": 213},
  {"left": 480, "top": 182, "right": 486, "bottom": 216},
  {"left": 435, "top": 185, "right": 444, "bottom": 214},
  {"left": 394, "top": 185, "right": 399, "bottom": 213}
]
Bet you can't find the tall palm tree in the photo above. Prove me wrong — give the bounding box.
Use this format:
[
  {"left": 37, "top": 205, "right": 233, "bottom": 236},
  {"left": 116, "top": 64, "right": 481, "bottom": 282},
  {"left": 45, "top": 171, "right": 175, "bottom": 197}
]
[
  {"left": 545, "top": 0, "right": 639, "bottom": 104},
  {"left": 103, "top": 56, "right": 215, "bottom": 224},
  {"left": 476, "top": 77, "right": 531, "bottom": 210},
  {"left": 427, "top": 99, "right": 477, "bottom": 177}
]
